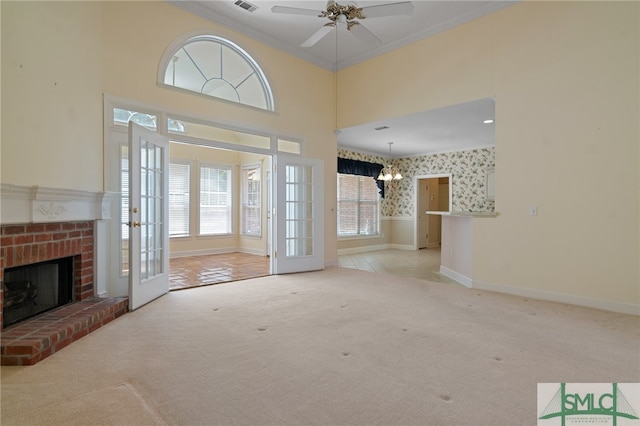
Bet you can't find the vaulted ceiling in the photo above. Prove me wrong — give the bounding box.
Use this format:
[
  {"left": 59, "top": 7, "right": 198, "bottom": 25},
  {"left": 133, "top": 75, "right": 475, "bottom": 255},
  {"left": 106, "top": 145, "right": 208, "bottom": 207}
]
[{"left": 168, "top": 1, "right": 512, "bottom": 157}]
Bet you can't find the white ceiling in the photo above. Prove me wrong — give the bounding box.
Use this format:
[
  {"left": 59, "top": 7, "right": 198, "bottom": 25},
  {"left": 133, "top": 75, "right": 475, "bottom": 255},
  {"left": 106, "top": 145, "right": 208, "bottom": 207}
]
[
  {"left": 167, "top": 0, "right": 509, "bottom": 157},
  {"left": 168, "top": 1, "right": 514, "bottom": 71},
  {"left": 338, "top": 97, "right": 495, "bottom": 158}
]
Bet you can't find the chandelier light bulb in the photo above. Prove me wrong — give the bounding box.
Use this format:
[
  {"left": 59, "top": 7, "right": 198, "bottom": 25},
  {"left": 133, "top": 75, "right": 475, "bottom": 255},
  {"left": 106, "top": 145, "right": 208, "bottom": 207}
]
[{"left": 377, "top": 142, "right": 403, "bottom": 183}]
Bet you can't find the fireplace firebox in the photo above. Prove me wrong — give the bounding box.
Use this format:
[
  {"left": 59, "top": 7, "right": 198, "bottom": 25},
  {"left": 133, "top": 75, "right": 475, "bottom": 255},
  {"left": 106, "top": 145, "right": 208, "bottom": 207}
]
[{"left": 3, "top": 257, "right": 74, "bottom": 328}]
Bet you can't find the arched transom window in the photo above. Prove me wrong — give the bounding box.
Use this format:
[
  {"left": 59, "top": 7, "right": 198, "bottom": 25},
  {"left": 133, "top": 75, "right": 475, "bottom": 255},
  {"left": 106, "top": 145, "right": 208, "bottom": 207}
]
[{"left": 160, "top": 35, "right": 274, "bottom": 111}]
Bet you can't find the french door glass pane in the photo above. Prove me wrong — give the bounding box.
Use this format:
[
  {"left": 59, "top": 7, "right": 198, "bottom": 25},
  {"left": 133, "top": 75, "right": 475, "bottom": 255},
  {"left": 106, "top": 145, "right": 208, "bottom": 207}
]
[
  {"left": 285, "top": 165, "right": 313, "bottom": 257},
  {"left": 140, "top": 142, "right": 164, "bottom": 281},
  {"left": 121, "top": 145, "right": 130, "bottom": 275},
  {"left": 242, "top": 166, "right": 261, "bottom": 236}
]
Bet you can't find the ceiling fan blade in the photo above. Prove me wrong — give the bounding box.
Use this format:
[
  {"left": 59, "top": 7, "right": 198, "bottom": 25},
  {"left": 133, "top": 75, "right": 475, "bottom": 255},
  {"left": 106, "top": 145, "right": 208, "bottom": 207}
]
[
  {"left": 360, "top": 1, "right": 414, "bottom": 19},
  {"left": 301, "top": 24, "right": 335, "bottom": 47},
  {"left": 348, "top": 22, "right": 382, "bottom": 47},
  {"left": 271, "top": 5, "right": 323, "bottom": 17}
]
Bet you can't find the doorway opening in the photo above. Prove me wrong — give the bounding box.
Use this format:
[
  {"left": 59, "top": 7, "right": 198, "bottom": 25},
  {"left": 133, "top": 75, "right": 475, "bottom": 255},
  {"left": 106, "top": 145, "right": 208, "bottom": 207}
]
[
  {"left": 104, "top": 99, "right": 323, "bottom": 300},
  {"left": 415, "top": 174, "right": 451, "bottom": 251},
  {"left": 167, "top": 143, "right": 272, "bottom": 291}
]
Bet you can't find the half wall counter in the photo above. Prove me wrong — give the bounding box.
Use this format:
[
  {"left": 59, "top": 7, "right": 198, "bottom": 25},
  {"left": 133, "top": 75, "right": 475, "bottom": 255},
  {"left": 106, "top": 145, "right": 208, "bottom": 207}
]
[{"left": 426, "top": 211, "right": 497, "bottom": 287}]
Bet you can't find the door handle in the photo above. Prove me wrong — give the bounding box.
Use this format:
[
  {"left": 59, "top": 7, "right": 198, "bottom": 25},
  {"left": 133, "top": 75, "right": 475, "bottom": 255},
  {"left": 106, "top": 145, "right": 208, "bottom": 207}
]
[{"left": 129, "top": 221, "right": 141, "bottom": 228}]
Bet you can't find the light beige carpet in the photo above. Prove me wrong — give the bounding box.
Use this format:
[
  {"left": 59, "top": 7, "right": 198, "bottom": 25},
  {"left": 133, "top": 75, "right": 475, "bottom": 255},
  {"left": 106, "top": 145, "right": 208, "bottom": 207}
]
[{"left": 1, "top": 267, "right": 638, "bottom": 425}]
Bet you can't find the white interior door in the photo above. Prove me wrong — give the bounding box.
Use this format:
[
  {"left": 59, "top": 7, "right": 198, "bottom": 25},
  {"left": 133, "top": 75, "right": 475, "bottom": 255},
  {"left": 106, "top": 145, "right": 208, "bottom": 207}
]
[
  {"left": 128, "top": 122, "right": 170, "bottom": 310},
  {"left": 272, "top": 155, "right": 324, "bottom": 274}
]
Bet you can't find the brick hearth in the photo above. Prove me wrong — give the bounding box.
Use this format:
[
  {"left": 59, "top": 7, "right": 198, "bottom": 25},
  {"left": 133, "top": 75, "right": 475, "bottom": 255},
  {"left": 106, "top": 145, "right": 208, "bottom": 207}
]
[
  {"left": 1, "top": 221, "right": 129, "bottom": 365},
  {"left": 1, "top": 297, "right": 128, "bottom": 365}
]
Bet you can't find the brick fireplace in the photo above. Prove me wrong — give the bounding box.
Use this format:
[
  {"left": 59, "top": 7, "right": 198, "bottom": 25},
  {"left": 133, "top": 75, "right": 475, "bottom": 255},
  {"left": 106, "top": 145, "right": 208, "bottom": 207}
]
[
  {"left": 1, "top": 184, "right": 126, "bottom": 365},
  {"left": 0, "top": 221, "right": 95, "bottom": 327}
]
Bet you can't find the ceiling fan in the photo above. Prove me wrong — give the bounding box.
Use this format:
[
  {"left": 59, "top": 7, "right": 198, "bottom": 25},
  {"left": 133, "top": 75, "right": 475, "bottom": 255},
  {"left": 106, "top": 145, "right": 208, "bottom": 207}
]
[{"left": 271, "top": 1, "right": 414, "bottom": 48}]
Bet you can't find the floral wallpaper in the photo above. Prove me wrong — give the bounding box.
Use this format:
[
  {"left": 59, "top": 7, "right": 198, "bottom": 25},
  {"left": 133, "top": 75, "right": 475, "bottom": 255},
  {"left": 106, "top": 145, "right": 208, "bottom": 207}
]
[{"left": 338, "top": 147, "right": 495, "bottom": 217}]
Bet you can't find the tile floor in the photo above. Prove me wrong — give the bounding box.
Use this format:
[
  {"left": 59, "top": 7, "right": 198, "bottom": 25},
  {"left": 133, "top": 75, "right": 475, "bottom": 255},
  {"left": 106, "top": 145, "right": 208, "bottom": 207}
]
[
  {"left": 169, "top": 248, "right": 460, "bottom": 291},
  {"left": 338, "top": 248, "right": 461, "bottom": 285},
  {"left": 169, "top": 252, "right": 270, "bottom": 291}
]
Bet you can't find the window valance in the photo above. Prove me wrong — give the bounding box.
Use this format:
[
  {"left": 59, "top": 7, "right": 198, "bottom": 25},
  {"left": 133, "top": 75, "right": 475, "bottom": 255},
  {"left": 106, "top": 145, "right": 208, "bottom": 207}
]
[{"left": 337, "top": 157, "right": 385, "bottom": 198}]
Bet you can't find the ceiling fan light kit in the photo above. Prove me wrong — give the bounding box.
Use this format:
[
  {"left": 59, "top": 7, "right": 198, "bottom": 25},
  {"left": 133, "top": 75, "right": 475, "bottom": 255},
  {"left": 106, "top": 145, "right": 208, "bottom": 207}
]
[{"left": 272, "top": 1, "right": 414, "bottom": 48}]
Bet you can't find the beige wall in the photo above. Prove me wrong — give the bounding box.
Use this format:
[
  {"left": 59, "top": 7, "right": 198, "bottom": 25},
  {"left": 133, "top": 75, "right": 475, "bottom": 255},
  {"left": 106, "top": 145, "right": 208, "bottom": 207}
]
[
  {"left": 2, "top": 1, "right": 338, "bottom": 263},
  {"left": 100, "top": 1, "right": 335, "bottom": 158},
  {"left": 101, "top": 1, "right": 337, "bottom": 263},
  {"left": 337, "top": 218, "right": 392, "bottom": 253},
  {"left": 336, "top": 216, "right": 415, "bottom": 253},
  {"left": 1, "top": 1, "right": 104, "bottom": 191},
  {"left": 338, "top": 1, "right": 639, "bottom": 309},
  {"left": 389, "top": 217, "right": 415, "bottom": 248},
  {"left": 3, "top": 2, "right": 638, "bottom": 310},
  {"left": 441, "top": 216, "right": 473, "bottom": 280}
]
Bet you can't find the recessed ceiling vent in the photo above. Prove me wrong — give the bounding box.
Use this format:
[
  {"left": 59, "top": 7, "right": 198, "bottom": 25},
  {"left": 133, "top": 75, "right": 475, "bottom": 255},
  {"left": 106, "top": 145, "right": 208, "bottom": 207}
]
[
  {"left": 234, "top": 0, "right": 258, "bottom": 12},
  {"left": 374, "top": 126, "right": 390, "bottom": 131}
]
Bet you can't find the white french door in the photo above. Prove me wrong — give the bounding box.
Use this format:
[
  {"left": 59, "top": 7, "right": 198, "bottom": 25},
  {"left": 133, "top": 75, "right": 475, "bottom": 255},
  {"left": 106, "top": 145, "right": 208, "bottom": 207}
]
[
  {"left": 128, "top": 122, "right": 170, "bottom": 310},
  {"left": 272, "top": 155, "right": 324, "bottom": 274}
]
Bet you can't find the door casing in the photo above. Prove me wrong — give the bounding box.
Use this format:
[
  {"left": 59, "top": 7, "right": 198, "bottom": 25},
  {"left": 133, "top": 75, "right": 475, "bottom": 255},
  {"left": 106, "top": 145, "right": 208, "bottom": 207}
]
[{"left": 413, "top": 173, "right": 452, "bottom": 250}]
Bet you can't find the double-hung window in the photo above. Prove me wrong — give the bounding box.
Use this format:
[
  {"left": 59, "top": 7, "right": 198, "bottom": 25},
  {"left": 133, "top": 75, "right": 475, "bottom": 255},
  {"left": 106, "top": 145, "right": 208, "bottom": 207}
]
[
  {"left": 199, "top": 164, "right": 232, "bottom": 235},
  {"left": 337, "top": 173, "right": 380, "bottom": 236},
  {"left": 241, "top": 165, "right": 261, "bottom": 236},
  {"left": 169, "top": 162, "right": 190, "bottom": 237}
]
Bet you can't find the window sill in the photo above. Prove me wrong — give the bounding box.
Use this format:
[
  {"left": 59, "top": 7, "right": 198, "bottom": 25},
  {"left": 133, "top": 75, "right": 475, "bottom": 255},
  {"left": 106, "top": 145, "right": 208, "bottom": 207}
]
[
  {"left": 196, "top": 233, "right": 235, "bottom": 239},
  {"left": 338, "top": 234, "right": 383, "bottom": 242},
  {"left": 241, "top": 234, "right": 262, "bottom": 239}
]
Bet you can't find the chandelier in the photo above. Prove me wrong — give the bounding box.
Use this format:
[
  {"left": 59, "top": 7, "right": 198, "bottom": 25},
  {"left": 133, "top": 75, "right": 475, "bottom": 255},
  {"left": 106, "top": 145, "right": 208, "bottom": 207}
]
[{"left": 377, "top": 142, "right": 403, "bottom": 181}]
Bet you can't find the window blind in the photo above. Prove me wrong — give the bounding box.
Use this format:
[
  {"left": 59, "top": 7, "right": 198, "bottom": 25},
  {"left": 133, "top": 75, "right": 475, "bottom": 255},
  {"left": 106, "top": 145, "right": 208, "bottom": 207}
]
[
  {"left": 169, "top": 162, "right": 190, "bottom": 237},
  {"left": 199, "top": 165, "right": 232, "bottom": 235}
]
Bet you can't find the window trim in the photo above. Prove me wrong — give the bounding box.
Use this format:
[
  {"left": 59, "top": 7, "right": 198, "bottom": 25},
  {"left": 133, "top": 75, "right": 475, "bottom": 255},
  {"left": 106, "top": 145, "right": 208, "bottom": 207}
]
[
  {"left": 157, "top": 32, "right": 275, "bottom": 112},
  {"left": 241, "top": 163, "right": 262, "bottom": 237},
  {"left": 105, "top": 95, "right": 305, "bottom": 156},
  {"left": 198, "top": 163, "right": 234, "bottom": 237},
  {"left": 337, "top": 173, "right": 381, "bottom": 238},
  {"left": 168, "top": 160, "right": 192, "bottom": 238}
]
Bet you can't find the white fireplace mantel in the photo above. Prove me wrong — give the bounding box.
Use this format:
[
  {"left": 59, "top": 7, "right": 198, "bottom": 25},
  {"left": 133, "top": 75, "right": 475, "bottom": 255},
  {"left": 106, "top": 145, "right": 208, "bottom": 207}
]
[{"left": 1, "top": 183, "right": 118, "bottom": 225}]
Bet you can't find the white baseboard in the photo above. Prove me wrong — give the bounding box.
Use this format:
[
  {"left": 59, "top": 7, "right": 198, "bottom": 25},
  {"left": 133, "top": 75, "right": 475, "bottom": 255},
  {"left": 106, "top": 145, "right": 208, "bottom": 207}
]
[
  {"left": 170, "top": 247, "right": 266, "bottom": 259},
  {"left": 472, "top": 279, "right": 640, "bottom": 316},
  {"left": 337, "top": 244, "right": 418, "bottom": 255},
  {"left": 338, "top": 244, "right": 391, "bottom": 255},
  {"left": 390, "top": 244, "right": 416, "bottom": 251},
  {"left": 440, "top": 266, "right": 472, "bottom": 288},
  {"left": 238, "top": 247, "right": 266, "bottom": 256},
  {"left": 325, "top": 258, "right": 338, "bottom": 268}
]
